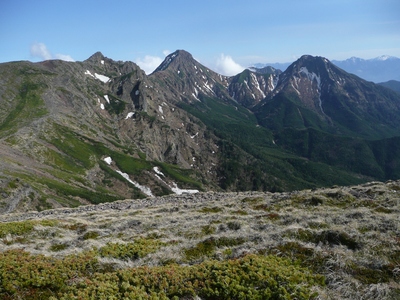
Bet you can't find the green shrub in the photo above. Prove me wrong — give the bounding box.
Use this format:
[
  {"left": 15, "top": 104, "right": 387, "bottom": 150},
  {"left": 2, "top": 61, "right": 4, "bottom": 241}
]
[
  {"left": 0, "top": 219, "right": 57, "bottom": 239},
  {"left": 99, "top": 238, "right": 165, "bottom": 260},
  {"left": 183, "top": 237, "right": 246, "bottom": 261},
  {"left": 226, "top": 221, "right": 241, "bottom": 230},
  {"left": 194, "top": 254, "right": 325, "bottom": 299},
  {"left": 74, "top": 254, "right": 323, "bottom": 299},
  {"left": 253, "top": 203, "right": 271, "bottom": 211},
  {"left": 287, "top": 229, "right": 361, "bottom": 250},
  {"left": 0, "top": 249, "right": 98, "bottom": 298},
  {"left": 231, "top": 209, "right": 248, "bottom": 215},
  {"left": 198, "top": 206, "right": 223, "bottom": 213},
  {"left": 264, "top": 212, "right": 280, "bottom": 220},
  {"left": 0, "top": 220, "right": 35, "bottom": 238},
  {"left": 201, "top": 224, "right": 216, "bottom": 235},
  {"left": 241, "top": 196, "right": 263, "bottom": 204},
  {"left": 50, "top": 243, "right": 69, "bottom": 252},
  {"left": 347, "top": 262, "right": 394, "bottom": 284},
  {"left": 82, "top": 231, "right": 99, "bottom": 240},
  {"left": 0, "top": 249, "right": 324, "bottom": 299},
  {"left": 63, "top": 222, "right": 87, "bottom": 233}
]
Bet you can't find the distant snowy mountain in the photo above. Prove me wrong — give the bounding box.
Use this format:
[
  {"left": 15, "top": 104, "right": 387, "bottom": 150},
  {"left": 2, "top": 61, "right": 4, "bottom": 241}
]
[
  {"left": 252, "top": 55, "right": 400, "bottom": 83},
  {"left": 332, "top": 56, "right": 400, "bottom": 83},
  {"left": 251, "top": 62, "right": 291, "bottom": 72}
]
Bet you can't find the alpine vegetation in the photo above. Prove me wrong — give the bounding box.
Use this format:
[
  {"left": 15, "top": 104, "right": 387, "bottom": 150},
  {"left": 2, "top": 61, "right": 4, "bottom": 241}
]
[
  {"left": 1, "top": 50, "right": 400, "bottom": 299},
  {"left": 0, "top": 181, "right": 399, "bottom": 298}
]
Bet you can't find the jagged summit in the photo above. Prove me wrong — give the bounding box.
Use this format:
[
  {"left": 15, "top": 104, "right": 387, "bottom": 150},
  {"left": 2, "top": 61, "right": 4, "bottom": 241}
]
[
  {"left": 150, "top": 49, "right": 231, "bottom": 102},
  {"left": 255, "top": 54, "right": 400, "bottom": 139},
  {"left": 85, "top": 51, "right": 105, "bottom": 63},
  {"left": 228, "top": 68, "right": 279, "bottom": 108},
  {"left": 152, "top": 50, "right": 194, "bottom": 73},
  {"left": 277, "top": 55, "right": 349, "bottom": 93},
  {"left": 284, "top": 55, "right": 333, "bottom": 75}
]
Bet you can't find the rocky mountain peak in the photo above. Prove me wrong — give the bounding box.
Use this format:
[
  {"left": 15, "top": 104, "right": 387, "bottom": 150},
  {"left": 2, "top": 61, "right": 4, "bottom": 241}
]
[
  {"left": 85, "top": 51, "right": 105, "bottom": 63},
  {"left": 275, "top": 54, "right": 353, "bottom": 95},
  {"left": 285, "top": 55, "right": 331, "bottom": 77},
  {"left": 153, "top": 50, "right": 194, "bottom": 73},
  {"left": 228, "top": 69, "right": 279, "bottom": 108},
  {"left": 150, "top": 49, "right": 231, "bottom": 103},
  {"left": 82, "top": 51, "right": 144, "bottom": 81},
  {"left": 256, "top": 53, "right": 400, "bottom": 139}
]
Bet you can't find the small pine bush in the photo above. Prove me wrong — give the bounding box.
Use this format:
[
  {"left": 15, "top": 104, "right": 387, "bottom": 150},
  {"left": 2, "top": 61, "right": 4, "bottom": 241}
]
[{"left": 0, "top": 249, "right": 324, "bottom": 299}]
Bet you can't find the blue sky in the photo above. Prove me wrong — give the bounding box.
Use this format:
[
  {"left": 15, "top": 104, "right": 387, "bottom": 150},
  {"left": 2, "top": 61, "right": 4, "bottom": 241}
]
[{"left": 1, "top": 0, "right": 399, "bottom": 75}]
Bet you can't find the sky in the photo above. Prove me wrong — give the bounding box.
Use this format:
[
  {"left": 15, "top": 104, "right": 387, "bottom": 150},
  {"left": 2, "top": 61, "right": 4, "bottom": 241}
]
[{"left": 1, "top": 0, "right": 399, "bottom": 75}]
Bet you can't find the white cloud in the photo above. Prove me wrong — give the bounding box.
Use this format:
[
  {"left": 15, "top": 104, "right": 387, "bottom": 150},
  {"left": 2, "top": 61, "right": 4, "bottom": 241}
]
[
  {"left": 30, "top": 42, "right": 52, "bottom": 60},
  {"left": 135, "top": 55, "right": 163, "bottom": 74},
  {"left": 54, "top": 53, "right": 75, "bottom": 62},
  {"left": 135, "top": 51, "right": 172, "bottom": 74},
  {"left": 163, "top": 49, "right": 171, "bottom": 56},
  {"left": 215, "top": 54, "right": 245, "bottom": 76},
  {"left": 30, "top": 42, "right": 74, "bottom": 62}
]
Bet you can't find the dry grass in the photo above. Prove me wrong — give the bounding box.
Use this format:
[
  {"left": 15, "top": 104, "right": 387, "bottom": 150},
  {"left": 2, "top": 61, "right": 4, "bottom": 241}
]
[{"left": 0, "top": 181, "right": 399, "bottom": 299}]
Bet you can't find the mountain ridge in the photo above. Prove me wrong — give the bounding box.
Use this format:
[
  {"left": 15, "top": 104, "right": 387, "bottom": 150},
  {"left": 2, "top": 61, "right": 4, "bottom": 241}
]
[
  {"left": 255, "top": 55, "right": 400, "bottom": 139},
  {"left": 1, "top": 50, "right": 400, "bottom": 214}
]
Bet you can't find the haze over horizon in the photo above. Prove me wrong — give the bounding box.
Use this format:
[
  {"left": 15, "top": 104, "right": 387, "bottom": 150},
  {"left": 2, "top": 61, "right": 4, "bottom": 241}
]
[{"left": 1, "top": 0, "right": 399, "bottom": 75}]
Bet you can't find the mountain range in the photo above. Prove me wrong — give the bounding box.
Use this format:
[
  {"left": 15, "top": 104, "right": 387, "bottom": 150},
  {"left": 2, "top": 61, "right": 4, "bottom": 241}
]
[
  {"left": 252, "top": 55, "right": 400, "bottom": 83},
  {"left": 1, "top": 50, "right": 400, "bottom": 213}
]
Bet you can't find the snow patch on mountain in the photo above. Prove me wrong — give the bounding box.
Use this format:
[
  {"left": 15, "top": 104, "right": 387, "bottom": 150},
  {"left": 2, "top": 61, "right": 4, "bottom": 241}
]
[
  {"left": 250, "top": 73, "right": 266, "bottom": 98},
  {"left": 170, "top": 183, "right": 199, "bottom": 195},
  {"left": 116, "top": 170, "right": 154, "bottom": 197},
  {"left": 152, "top": 167, "right": 199, "bottom": 195},
  {"left": 291, "top": 82, "right": 301, "bottom": 95},
  {"left": 85, "top": 70, "right": 94, "bottom": 77},
  {"left": 153, "top": 167, "right": 165, "bottom": 177},
  {"left": 299, "top": 67, "right": 327, "bottom": 116},
  {"left": 299, "top": 67, "right": 321, "bottom": 88},
  {"left": 84, "top": 70, "right": 110, "bottom": 83},
  {"left": 125, "top": 112, "right": 134, "bottom": 119},
  {"left": 271, "top": 75, "right": 279, "bottom": 90},
  {"left": 94, "top": 73, "right": 110, "bottom": 83},
  {"left": 192, "top": 88, "right": 200, "bottom": 101},
  {"left": 376, "top": 55, "right": 392, "bottom": 61}
]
